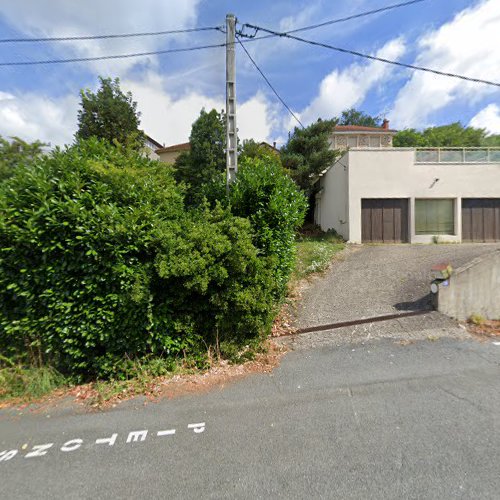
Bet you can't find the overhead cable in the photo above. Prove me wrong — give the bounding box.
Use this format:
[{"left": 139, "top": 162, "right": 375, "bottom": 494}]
[
  {"left": 243, "top": 24, "right": 500, "bottom": 88},
  {"left": 0, "top": 26, "right": 222, "bottom": 44},
  {"left": 0, "top": 42, "right": 225, "bottom": 66},
  {"left": 236, "top": 36, "right": 304, "bottom": 128}
]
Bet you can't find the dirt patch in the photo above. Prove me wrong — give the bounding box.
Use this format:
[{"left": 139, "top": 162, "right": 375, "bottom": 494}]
[
  {"left": 0, "top": 342, "right": 287, "bottom": 413},
  {"left": 465, "top": 320, "right": 500, "bottom": 340}
]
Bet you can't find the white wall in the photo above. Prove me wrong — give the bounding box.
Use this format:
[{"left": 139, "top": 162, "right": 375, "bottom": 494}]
[
  {"left": 315, "top": 153, "right": 350, "bottom": 240},
  {"left": 318, "top": 148, "right": 500, "bottom": 243}
]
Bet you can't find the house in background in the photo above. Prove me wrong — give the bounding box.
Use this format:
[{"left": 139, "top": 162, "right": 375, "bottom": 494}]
[
  {"left": 314, "top": 121, "right": 500, "bottom": 244},
  {"left": 144, "top": 135, "right": 163, "bottom": 160},
  {"left": 155, "top": 140, "right": 279, "bottom": 164},
  {"left": 156, "top": 142, "right": 191, "bottom": 164}
]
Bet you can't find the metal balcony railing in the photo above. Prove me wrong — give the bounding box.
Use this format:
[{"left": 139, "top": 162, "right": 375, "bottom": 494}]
[{"left": 415, "top": 147, "right": 500, "bottom": 164}]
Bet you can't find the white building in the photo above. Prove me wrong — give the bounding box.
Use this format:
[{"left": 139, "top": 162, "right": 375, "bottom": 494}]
[{"left": 314, "top": 123, "right": 500, "bottom": 244}]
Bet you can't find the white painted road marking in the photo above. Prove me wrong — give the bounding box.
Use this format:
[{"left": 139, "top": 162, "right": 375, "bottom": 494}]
[
  {"left": 1, "top": 421, "right": 206, "bottom": 465},
  {"left": 126, "top": 430, "right": 148, "bottom": 444},
  {"left": 61, "top": 440, "right": 83, "bottom": 452},
  {"left": 0, "top": 450, "right": 18, "bottom": 462},
  {"left": 95, "top": 433, "right": 118, "bottom": 446},
  {"left": 157, "top": 429, "right": 176, "bottom": 437},
  {"left": 25, "top": 444, "right": 54, "bottom": 458},
  {"left": 188, "top": 423, "right": 205, "bottom": 434}
]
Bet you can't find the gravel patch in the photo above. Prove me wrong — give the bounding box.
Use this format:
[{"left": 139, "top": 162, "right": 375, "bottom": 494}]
[{"left": 285, "top": 243, "right": 500, "bottom": 349}]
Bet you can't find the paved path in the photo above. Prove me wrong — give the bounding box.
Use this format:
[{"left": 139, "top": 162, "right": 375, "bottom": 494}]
[
  {"left": 2, "top": 338, "right": 500, "bottom": 499},
  {"left": 293, "top": 244, "right": 500, "bottom": 344}
]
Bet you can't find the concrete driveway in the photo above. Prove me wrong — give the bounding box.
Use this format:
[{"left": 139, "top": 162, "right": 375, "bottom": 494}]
[{"left": 291, "top": 243, "right": 500, "bottom": 349}]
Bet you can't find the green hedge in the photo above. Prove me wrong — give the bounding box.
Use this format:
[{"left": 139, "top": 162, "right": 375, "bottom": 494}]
[
  {"left": 229, "top": 153, "right": 308, "bottom": 297},
  {"left": 0, "top": 139, "right": 276, "bottom": 379}
]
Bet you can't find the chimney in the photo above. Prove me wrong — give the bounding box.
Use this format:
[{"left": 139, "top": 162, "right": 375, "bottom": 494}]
[
  {"left": 273, "top": 141, "right": 277, "bottom": 148},
  {"left": 382, "top": 119, "right": 389, "bottom": 130}
]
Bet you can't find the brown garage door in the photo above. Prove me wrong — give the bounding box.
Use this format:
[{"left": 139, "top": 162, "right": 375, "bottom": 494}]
[
  {"left": 362, "top": 199, "right": 409, "bottom": 243},
  {"left": 462, "top": 199, "right": 500, "bottom": 242}
]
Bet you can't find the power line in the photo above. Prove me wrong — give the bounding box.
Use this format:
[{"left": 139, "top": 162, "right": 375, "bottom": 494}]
[
  {"left": 243, "top": 25, "right": 500, "bottom": 88},
  {"left": 0, "top": 26, "right": 222, "bottom": 44},
  {"left": 0, "top": 1, "right": 425, "bottom": 45},
  {"left": 237, "top": 0, "right": 427, "bottom": 39},
  {"left": 236, "top": 36, "right": 304, "bottom": 128},
  {"left": 0, "top": 2, "right": 426, "bottom": 67},
  {"left": 0, "top": 41, "right": 226, "bottom": 66},
  {"left": 286, "top": 0, "right": 426, "bottom": 35}
]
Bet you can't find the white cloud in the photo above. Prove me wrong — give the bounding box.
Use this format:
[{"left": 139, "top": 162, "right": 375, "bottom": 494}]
[
  {"left": 299, "top": 37, "right": 405, "bottom": 125},
  {"left": 469, "top": 104, "right": 500, "bottom": 134},
  {"left": 0, "top": 73, "right": 277, "bottom": 147},
  {"left": 391, "top": 0, "right": 500, "bottom": 128},
  {"left": 124, "top": 75, "right": 277, "bottom": 145},
  {"left": 0, "top": 91, "right": 78, "bottom": 145},
  {"left": 0, "top": 0, "right": 201, "bottom": 73}
]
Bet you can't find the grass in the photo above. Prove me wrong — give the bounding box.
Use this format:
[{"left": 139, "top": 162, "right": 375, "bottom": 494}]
[
  {"left": 0, "top": 340, "right": 269, "bottom": 407},
  {"left": 293, "top": 229, "right": 345, "bottom": 282},
  {"left": 0, "top": 357, "right": 67, "bottom": 402}
]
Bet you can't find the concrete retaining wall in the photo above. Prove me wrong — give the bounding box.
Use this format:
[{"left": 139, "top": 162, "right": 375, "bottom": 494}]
[{"left": 437, "top": 249, "right": 500, "bottom": 320}]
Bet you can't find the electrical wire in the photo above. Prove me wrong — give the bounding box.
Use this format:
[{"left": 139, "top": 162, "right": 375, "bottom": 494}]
[
  {"left": 0, "top": 26, "right": 222, "bottom": 44},
  {"left": 236, "top": 36, "right": 304, "bottom": 128},
  {"left": 285, "top": 0, "right": 426, "bottom": 35},
  {"left": 243, "top": 25, "right": 500, "bottom": 88},
  {"left": 0, "top": 41, "right": 226, "bottom": 66}
]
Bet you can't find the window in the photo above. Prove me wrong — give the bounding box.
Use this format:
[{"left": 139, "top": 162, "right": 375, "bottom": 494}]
[{"left": 415, "top": 199, "right": 455, "bottom": 235}]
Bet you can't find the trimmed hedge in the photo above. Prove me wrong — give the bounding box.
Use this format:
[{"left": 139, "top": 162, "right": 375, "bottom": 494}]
[{"left": 0, "top": 139, "right": 276, "bottom": 379}]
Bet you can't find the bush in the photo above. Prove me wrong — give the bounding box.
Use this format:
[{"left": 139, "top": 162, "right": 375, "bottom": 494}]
[
  {"left": 0, "top": 139, "right": 276, "bottom": 380},
  {"left": 229, "top": 153, "right": 308, "bottom": 297}
]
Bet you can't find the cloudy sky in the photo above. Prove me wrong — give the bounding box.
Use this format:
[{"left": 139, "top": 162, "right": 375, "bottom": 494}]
[{"left": 0, "top": 0, "right": 499, "bottom": 148}]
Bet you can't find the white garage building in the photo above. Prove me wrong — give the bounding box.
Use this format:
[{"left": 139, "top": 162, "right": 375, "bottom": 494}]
[{"left": 314, "top": 123, "right": 500, "bottom": 244}]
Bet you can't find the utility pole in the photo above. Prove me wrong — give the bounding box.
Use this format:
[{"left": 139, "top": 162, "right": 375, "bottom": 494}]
[{"left": 225, "top": 13, "right": 237, "bottom": 190}]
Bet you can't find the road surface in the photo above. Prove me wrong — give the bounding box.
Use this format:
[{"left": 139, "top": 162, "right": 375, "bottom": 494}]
[{"left": 1, "top": 337, "right": 499, "bottom": 499}]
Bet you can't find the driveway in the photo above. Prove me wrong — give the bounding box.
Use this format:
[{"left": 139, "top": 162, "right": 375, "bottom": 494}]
[{"left": 291, "top": 243, "right": 500, "bottom": 349}]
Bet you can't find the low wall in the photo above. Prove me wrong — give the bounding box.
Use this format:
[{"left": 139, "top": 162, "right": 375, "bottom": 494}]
[{"left": 437, "top": 249, "right": 500, "bottom": 321}]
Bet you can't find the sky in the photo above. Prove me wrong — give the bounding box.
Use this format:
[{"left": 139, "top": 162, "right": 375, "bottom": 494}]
[{"left": 0, "top": 0, "right": 499, "bottom": 148}]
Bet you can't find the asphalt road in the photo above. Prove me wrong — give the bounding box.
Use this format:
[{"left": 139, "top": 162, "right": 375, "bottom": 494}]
[{"left": 2, "top": 337, "right": 499, "bottom": 499}]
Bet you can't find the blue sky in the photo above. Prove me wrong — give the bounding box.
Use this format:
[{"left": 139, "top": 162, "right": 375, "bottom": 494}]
[{"left": 0, "top": 0, "right": 499, "bottom": 147}]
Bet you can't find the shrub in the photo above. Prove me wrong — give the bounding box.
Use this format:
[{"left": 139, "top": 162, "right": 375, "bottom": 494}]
[
  {"left": 0, "top": 139, "right": 276, "bottom": 380},
  {"left": 229, "top": 153, "right": 308, "bottom": 297}
]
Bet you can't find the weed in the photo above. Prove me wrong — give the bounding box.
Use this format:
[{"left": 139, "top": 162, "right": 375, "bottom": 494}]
[
  {"left": 469, "top": 313, "right": 486, "bottom": 326},
  {"left": 0, "top": 363, "right": 67, "bottom": 401},
  {"left": 293, "top": 230, "right": 345, "bottom": 282}
]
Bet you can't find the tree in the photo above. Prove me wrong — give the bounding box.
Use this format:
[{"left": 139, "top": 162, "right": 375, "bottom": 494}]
[
  {"left": 0, "top": 135, "right": 45, "bottom": 181},
  {"left": 174, "top": 108, "right": 226, "bottom": 204},
  {"left": 339, "top": 108, "right": 381, "bottom": 127},
  {"left": 75, "top": 77, "right": 144, "bottom": 147},
  {"left": 393, "top": 122, "right": 489, "bottom": 147},
  {"left": 280, "top": 119, "right": 338, "bottom": 193}
]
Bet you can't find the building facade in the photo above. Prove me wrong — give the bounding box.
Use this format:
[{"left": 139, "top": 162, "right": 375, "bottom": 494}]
[{"left": 315, "top": 125, "right": 500, "bottom": 243}]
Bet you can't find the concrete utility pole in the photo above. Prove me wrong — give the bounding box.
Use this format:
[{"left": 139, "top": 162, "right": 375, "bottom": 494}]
[{"left": 225, "top": 13, "right": 237, "bottom": 190}]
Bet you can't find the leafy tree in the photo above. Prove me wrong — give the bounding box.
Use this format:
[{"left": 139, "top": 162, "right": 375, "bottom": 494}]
[
  {"left": 392, "top": 128, "right": 430, "bottom": 147},
  {"left": 75, "top": 77, "right": 144, "bottom": 147},
  {"left": 482, "top": 134, "right": 500, "bottom": 147},
  {"left": 174, "top": 109, "right": 226, "bottom": 204},
  {"left": 280, "top": 119, "right": 338, "bottom": 193},
  {"left": 339, "top": 108, "right": 382, "bottom": 127},
  {"left": 0, "top": 135, "right": 45, "bottom": 181},
  {"left": 394, "top": 122, "right": 489, "bottom": 147},
  {"left": 240, "top": 139, "right": 279, "bottom": 162}
]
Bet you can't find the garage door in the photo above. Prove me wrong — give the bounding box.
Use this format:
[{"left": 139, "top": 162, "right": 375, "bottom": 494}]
[
  {"left": 462, "top": 199, "right": 500, "bottom": 242},
  {"left": 362, "top": 199, "right": 409, "bottom": 243}
]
